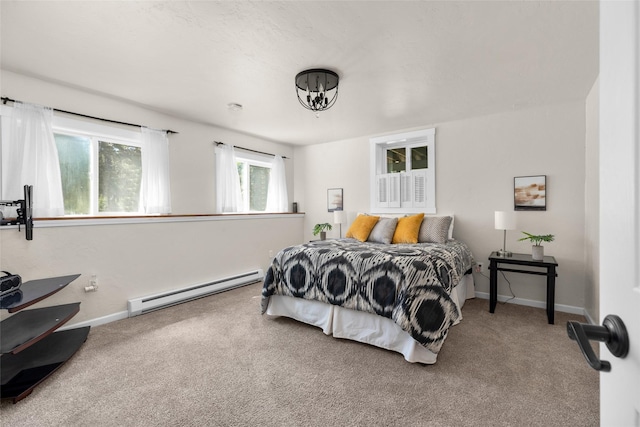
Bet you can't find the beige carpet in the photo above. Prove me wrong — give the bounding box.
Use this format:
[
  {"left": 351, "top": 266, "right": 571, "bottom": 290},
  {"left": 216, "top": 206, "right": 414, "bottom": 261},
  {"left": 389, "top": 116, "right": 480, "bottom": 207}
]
[{"left": 1, "top": 283, "right": 598, "bottom": 426}]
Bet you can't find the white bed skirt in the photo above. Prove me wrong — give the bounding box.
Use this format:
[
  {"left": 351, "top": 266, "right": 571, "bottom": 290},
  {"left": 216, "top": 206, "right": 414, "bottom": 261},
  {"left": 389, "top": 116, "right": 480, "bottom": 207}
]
[{"left": 265, "top": 274, "right": 475, "bottom": 364}]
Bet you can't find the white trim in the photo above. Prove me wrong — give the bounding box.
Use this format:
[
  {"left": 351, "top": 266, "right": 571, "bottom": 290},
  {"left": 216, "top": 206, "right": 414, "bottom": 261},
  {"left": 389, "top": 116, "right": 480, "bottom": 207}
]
[
  {"left": 0, "top": 213, "right": 304, "bottom": 228},
  {"left": 53, "top": 115, "right": 141, "bottom": 144},
  {"left": 234, "top": 149, "right": 272, "bottom": 165},
  {"left": 370, "top": 127, "right": 435, "bottom": 145},
  {"left": 59, "top": 310, "right": 129, "bottom": 330},
  {"left": 474, "top": 291, "right": 585, "bottom": 316},
  {"left": 58, "top": 289, "right": 587, "bottom": 332}
]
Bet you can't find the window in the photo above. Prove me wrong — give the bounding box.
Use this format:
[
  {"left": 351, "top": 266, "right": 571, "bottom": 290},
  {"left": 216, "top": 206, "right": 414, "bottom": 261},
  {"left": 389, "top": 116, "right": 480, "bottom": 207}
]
[
  {"left": 215, "top": 145, "right": 288, "bottom": 214},
  {"left": 53, "top": 117, "right": 144, "bottom": 216},
  {"left": 236, "top": 153, "right": 272, "bottom": 212},
  {"left": 370, "top": 128, "right": 435, "bottom": 214},
  {"left": 385, "top": 144, "right": 428, "bottom": 173},
  {"left": 1, "top": 105, "right": 170, "bottom": 217}
]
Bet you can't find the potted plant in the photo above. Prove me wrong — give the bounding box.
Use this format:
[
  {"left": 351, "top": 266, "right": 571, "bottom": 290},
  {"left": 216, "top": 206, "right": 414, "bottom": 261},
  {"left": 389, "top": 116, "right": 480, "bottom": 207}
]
[
  {"left": 312, "top": 223, "right": 333, "bottom": 240},
  {"left": 518, "top": 231, "right": 555, "bottom": 260}
]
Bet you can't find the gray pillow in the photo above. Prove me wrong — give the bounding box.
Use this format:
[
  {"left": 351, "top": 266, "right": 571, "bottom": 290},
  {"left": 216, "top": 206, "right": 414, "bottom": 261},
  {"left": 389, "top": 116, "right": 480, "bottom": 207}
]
[
  {"left": 367, "top": 217, "right": 398, "bottom": 244},
  {"left": 418, "top": 216, "right": 453, "bottom": 244}
]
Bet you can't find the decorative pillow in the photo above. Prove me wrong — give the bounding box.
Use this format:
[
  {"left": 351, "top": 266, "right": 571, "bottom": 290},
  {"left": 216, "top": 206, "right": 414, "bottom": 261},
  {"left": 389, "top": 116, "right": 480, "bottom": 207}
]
[
  {"left": 419, "top": 215, "right": 453, "bottom": 244},
  {"left": 367, "top": 217, "right": 398, "bottom": 244},
  {"left": 392, "top": 213, "right": 424, "bottom": 244},
  {"left": 346, "top": 214, "right": 380, "bottom": 242}
]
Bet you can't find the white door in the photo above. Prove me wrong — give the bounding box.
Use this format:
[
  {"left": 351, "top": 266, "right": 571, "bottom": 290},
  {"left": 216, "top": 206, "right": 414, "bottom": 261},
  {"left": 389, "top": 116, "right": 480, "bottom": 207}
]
[{"left": 599, "top": 1, "right": 640, "bottom": 425}]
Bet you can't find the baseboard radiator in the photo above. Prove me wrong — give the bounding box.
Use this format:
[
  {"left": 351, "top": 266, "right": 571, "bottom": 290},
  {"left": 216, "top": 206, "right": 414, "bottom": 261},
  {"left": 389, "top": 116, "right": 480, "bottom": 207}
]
[{"left": 127, "top": 269, "right": 264, "bottom": 317}]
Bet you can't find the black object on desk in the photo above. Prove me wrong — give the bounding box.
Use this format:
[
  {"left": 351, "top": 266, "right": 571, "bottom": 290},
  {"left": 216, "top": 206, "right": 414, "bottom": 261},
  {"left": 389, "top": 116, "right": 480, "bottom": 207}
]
[{"left": 488, "top": 252, "right": 558, "bottom": 324}]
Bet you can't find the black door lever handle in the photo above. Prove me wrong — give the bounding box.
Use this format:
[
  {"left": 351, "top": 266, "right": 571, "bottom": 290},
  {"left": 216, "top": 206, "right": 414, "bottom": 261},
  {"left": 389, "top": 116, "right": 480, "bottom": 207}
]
[{"left": 567, "top": 315, "right": 629, "bottom": 372}]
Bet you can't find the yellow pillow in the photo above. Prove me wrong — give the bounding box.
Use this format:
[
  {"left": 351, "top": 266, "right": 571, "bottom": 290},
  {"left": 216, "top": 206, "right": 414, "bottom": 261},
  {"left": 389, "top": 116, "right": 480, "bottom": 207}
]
[
  {"left": 346, "top": 214, "right": 380, "bottom": 242},
  {"left": 392, "top": 213, "right": 425, "bottom": 244}
]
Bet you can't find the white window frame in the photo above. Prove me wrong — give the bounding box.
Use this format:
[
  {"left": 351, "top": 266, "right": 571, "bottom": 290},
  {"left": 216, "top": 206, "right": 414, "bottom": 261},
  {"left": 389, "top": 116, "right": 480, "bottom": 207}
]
[
  {"left": 234, "top": 151, "right": 273, "bottom": 213},
  {"left": 369, "top": 128, "right": 436, "bottom": 214},
  {"left": 1, "top": 107, "right": 144, "bottom": 216},
  {"left": 53, "top": 116, "right": 143, "bottom": 216}
]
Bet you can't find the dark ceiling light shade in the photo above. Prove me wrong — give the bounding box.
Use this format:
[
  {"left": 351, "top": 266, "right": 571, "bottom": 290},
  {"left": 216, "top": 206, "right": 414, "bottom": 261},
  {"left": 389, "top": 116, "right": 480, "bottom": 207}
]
[{"left": 295, "top": 69, "right": 339, "bottom": 114}]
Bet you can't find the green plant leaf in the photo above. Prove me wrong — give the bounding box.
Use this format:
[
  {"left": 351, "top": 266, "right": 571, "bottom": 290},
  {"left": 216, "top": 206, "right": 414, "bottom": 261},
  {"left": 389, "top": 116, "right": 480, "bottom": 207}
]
[
  {"left": 518, "top": 231, "right": 555, "bottom": 246},
  {"left": 312, "top": 223, "right": 333, "bottom": 236}
]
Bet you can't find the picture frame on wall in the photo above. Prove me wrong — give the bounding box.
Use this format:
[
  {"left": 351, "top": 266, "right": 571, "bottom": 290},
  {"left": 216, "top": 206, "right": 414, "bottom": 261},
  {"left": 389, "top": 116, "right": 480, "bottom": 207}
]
[
  {"left": 327, "top": 188, "right": 343, "bottom": 212},
  {"left": 514, "top": 175, "right": 546, "bottom": 211}
]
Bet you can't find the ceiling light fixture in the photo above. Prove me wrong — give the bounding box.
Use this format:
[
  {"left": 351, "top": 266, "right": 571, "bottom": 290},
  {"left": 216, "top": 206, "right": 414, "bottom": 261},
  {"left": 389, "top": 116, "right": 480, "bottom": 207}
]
[{"left": 295, "top": 68, "right": 339, "bottom": 117}]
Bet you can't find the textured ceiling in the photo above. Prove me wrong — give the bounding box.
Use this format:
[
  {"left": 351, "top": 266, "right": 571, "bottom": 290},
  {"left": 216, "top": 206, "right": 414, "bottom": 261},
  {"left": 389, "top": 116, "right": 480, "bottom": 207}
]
[{"left": 0, "top": 1, "right": 598, "bottom": 145}]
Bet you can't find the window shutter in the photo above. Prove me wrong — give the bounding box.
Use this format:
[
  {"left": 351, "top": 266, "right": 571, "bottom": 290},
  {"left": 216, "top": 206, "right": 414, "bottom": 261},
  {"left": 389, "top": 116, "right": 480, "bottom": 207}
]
[
  {"left": 401, "top": 172, "right": 413, "bottom": 208},
  {"left": 376, "top": 174, "right": 388, "bottom": 207},
  {"left": 412, "top": 170, "right": 427, "bottom": 208},
  {"left": 388, "top": 173, "right": 401, "bottom": 208}
]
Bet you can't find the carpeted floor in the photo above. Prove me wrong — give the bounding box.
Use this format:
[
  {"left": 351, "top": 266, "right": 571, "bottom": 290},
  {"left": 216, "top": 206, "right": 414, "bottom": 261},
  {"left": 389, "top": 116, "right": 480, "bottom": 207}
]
[{"left": 1, "top": 283, "right": 598, "bottom": 426}]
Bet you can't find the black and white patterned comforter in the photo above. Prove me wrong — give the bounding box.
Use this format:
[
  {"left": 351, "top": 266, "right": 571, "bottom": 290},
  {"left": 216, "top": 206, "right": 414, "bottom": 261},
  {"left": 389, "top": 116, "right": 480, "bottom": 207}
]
[{"left": 261, "top": 239, "right": 474, "bottom": 354}]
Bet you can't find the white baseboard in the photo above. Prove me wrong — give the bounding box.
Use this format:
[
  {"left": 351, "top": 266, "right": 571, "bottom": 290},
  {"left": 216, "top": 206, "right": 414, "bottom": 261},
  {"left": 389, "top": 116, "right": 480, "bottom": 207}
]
[
  {"left": 56, "top": 293, "right": 593, "bottom": 332},
  {"left": 59, "top": 310, "right": 129, "bottom": 331},
  {"left": 474, "top": 291, "right": 585, "bottom": 316},
  {"left": 582, "top": 309, "right": 596, "bottom": 325}
]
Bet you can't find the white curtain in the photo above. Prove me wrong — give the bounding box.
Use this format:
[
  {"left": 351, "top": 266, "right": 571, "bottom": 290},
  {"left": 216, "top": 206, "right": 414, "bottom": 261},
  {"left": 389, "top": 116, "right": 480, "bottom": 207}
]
[
  {"left": 266, "top": 155, "right": 288, "bottom": 212},
  {"left": 139, "top": 127, "right": 172, "bottom": 214},
  {"left": 2, "top": 102, "right": 64, "bottom": 217},
  {"left": 215, "top": 144, "right": 243, "bottom": 213}
]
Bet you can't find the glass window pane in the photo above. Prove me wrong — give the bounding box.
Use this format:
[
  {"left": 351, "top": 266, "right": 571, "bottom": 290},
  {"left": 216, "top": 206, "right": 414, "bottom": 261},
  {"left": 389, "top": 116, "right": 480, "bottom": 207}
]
[
  {"left": 411, "top": 146, "right": 428, "bottom": 169},
  {"left": 236, "top": 162, "right": 245, "bottom": 198},
  {"left": 98, "top": 141, "right": 141, "bottom": 213},
  {"left": 249, "top": 165, "right": 270, "bottom": 211},
  {"left": 54, "top": 133, "right": 90, "bottom": 215},
  {"left": 386, "top": 148, "right": 406, "bottom": 173}
]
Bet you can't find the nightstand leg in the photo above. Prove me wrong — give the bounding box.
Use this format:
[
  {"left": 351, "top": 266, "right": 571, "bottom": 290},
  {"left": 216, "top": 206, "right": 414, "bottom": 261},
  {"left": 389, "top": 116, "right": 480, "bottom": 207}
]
[
  {"left": 546, "top": 266, "right": 556, "bottom": 324},
  {"left": 489, "top": 260, "right": 498, "bottom": 313}
]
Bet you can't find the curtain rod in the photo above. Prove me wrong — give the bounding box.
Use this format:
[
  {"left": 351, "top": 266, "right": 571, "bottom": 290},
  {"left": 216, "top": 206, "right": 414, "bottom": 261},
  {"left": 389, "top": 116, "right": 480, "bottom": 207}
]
[
  {"left": 1, "top": 97, "right": 178, "bottom": 134},
  {"left": 213, "top": 141, "right": 289, "bottom": 159}
]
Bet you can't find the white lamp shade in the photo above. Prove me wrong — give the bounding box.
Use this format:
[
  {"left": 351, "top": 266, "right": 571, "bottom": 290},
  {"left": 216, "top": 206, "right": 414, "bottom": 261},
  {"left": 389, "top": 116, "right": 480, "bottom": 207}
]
[
  {"left": 495, "top": 211, "right": 516, "bottom": 230},
  {"left": 333, "top": 210, "right": 347, "bottom": 224}
]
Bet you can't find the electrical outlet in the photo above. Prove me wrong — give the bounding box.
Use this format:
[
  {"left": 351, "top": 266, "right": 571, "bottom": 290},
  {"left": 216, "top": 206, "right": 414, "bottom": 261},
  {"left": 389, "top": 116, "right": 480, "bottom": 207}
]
[
  {"left": 475, "top": 263, "right": 484, "bottom": 273},
  {"left": 268, "top": 249, "right": 274, "bottom": 258},
  {"left": 85, "top": 274, "right": 99, "bottom": 292}
]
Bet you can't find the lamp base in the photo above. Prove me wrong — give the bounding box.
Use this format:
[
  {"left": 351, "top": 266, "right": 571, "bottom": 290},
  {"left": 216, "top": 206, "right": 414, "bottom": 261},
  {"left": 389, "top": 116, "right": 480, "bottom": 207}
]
[{"left": 496, "top": 249, "right": 513, "bottom": 257}]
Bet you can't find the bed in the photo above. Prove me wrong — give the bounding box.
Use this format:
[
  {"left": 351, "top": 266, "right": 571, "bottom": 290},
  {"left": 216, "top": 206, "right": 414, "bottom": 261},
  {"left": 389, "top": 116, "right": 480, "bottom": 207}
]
[{"left": 261, "top": 213, "right": 475, "bottom": 364}]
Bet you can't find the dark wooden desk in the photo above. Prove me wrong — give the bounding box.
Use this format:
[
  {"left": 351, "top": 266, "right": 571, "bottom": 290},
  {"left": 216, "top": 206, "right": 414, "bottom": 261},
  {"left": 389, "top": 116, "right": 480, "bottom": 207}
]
[{"left": 488, "top": 252, "right": 558, "bottom": 324}]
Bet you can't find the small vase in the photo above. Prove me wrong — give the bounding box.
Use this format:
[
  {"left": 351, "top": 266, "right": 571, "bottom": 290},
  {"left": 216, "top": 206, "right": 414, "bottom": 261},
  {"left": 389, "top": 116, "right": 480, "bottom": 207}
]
[
  {"left": 532, "top": 245, "right": 544, "bottom": 261},
  {"left": 320, "top": 231, "right": 326, "bottom": 241}
]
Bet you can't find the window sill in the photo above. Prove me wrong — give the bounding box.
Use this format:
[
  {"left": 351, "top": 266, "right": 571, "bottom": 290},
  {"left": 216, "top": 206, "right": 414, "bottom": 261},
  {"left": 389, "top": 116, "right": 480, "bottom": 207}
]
[{"left": 0, "top": 212, "right": 305, "bottom": 229}]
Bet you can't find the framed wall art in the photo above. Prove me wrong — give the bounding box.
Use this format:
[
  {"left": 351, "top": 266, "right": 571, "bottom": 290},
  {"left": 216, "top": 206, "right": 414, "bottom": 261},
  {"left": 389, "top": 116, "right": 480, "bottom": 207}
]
[
  {"left": 327, "top": 188, "right": 343, "bottom": 212},
  {"left": 514, "top": 175, "right": 546, "bottom": 211}
]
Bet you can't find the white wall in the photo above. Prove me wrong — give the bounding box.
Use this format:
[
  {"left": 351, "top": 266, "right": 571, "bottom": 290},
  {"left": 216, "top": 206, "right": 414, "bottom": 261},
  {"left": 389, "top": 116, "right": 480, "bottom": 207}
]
[
  {"left": 295, "top": 101, "right": 588, "bottom": 309},
  {"left": 584, "top": 77, "right": 599, "bottom": 323},
  {"left": 0, "top": 70, "right": 304, "bottom": 324},
  {"left": 0, "top": 216, "right": 303, "bottom": 324}
]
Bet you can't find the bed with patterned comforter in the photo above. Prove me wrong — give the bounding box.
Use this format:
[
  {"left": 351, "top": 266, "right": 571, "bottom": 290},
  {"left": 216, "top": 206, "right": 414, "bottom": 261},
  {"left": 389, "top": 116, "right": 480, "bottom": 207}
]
[{"left": 261, "top": 239, "right": 474, "bottom": 354}]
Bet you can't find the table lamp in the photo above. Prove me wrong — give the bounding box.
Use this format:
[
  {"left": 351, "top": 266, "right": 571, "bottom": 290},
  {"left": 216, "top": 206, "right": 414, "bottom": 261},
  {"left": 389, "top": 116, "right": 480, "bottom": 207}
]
[
  {"left": 334, "top": 210, "right": 347, "bottom": 238},
  {"left": 495, "top": 211, "right": 516, "bottom": 257}
]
